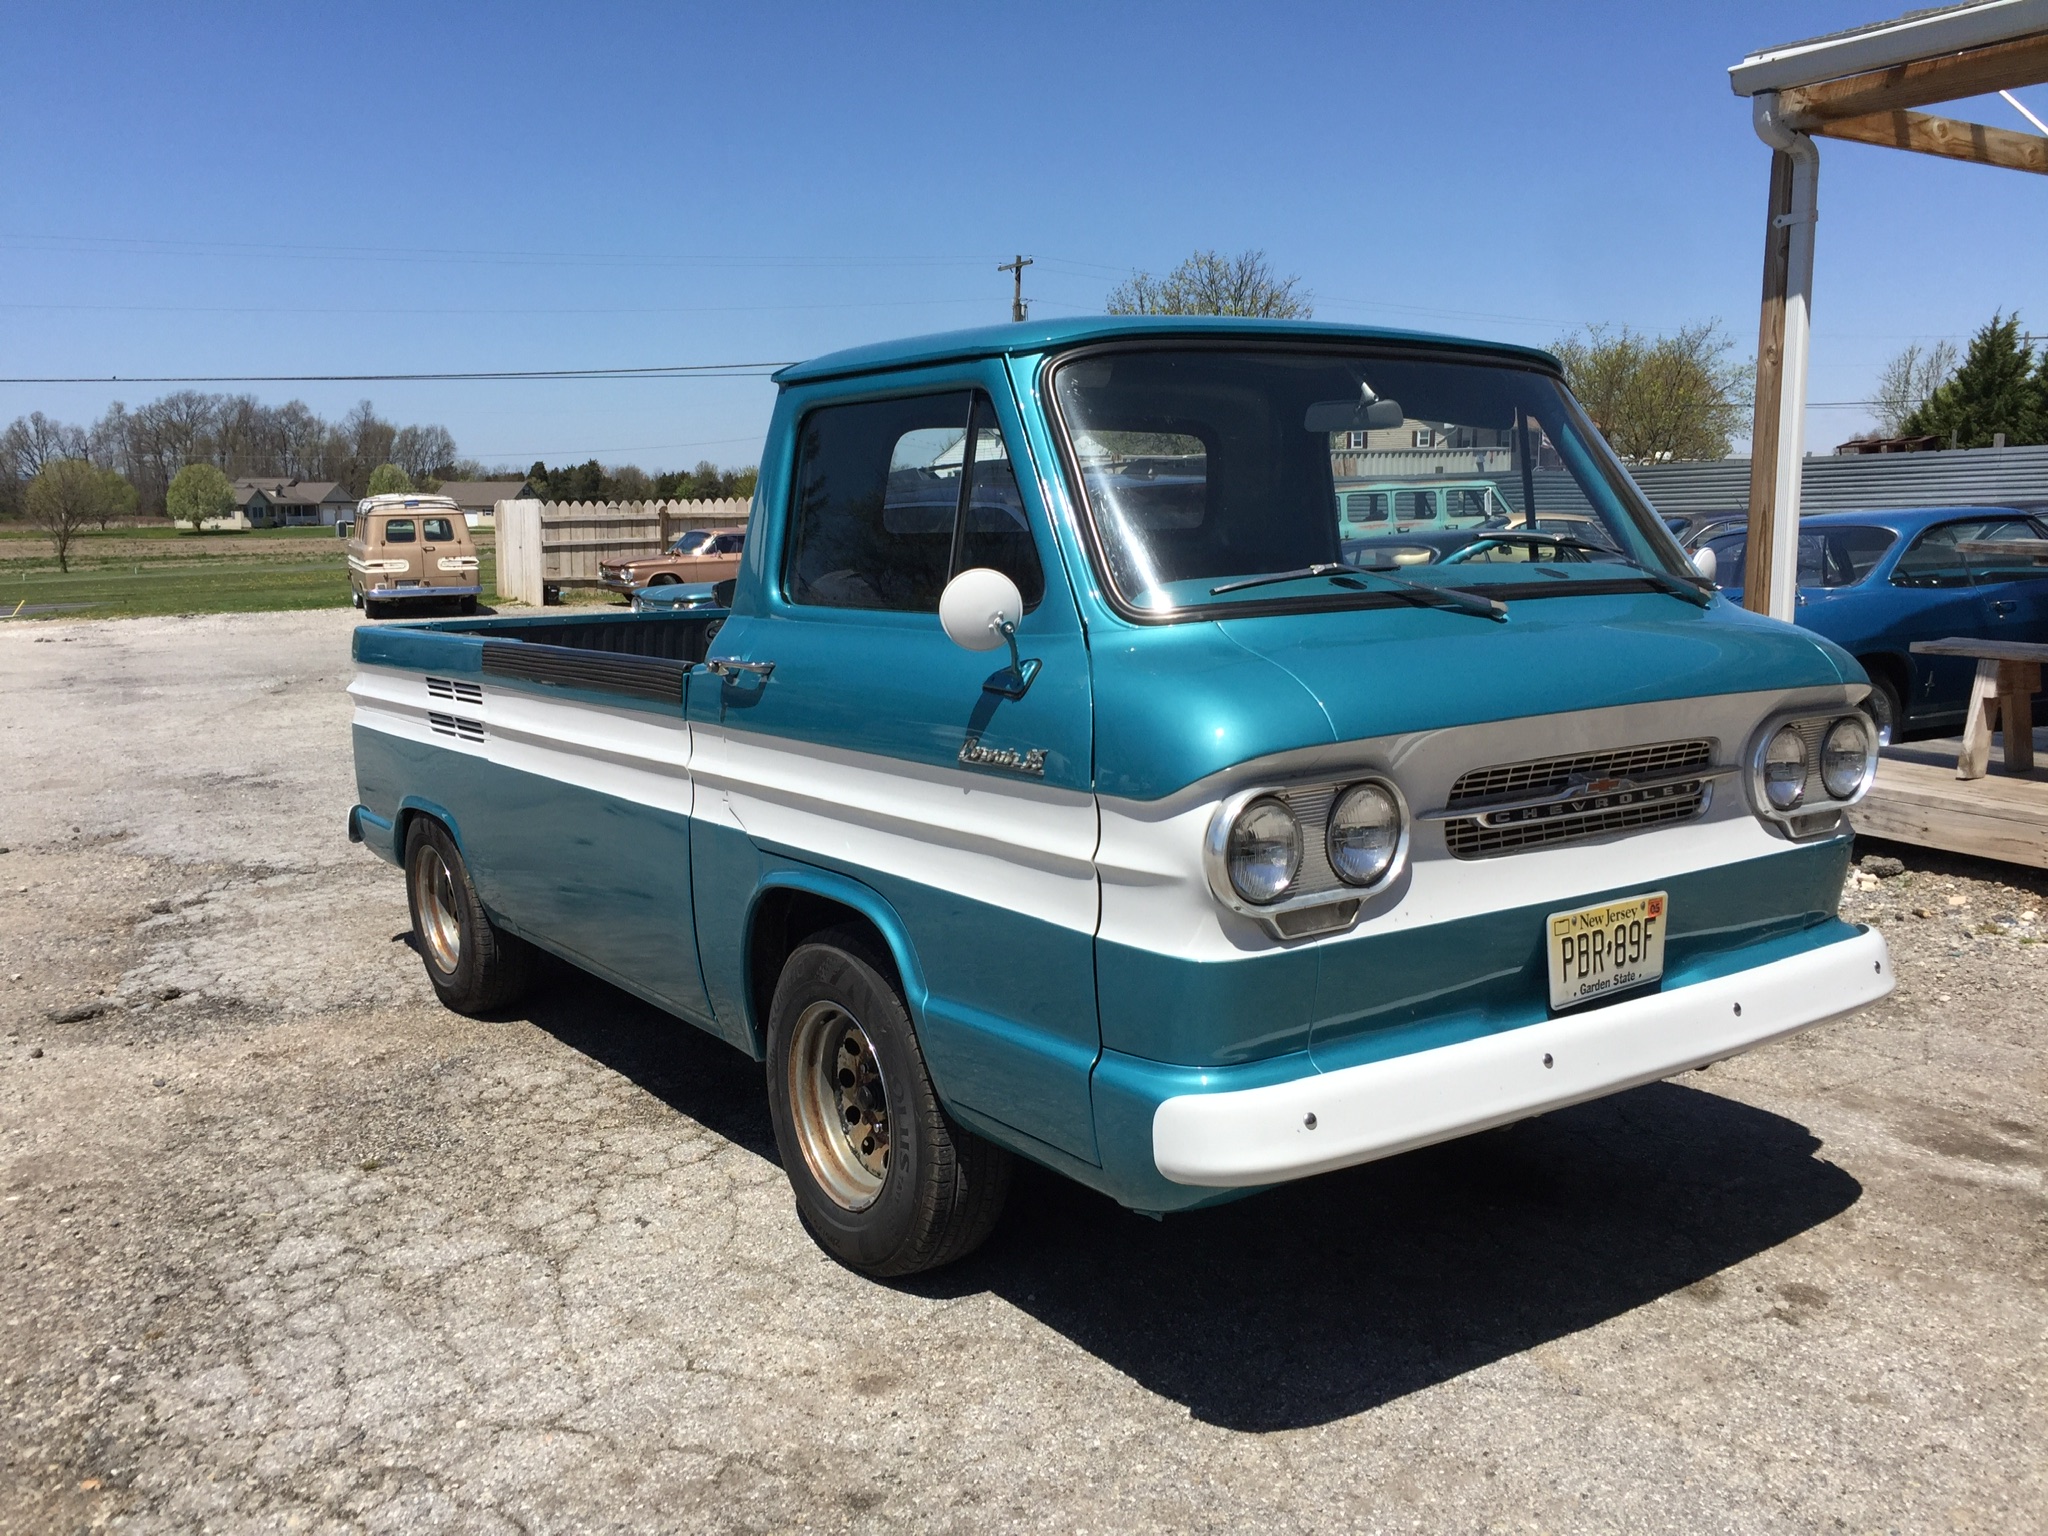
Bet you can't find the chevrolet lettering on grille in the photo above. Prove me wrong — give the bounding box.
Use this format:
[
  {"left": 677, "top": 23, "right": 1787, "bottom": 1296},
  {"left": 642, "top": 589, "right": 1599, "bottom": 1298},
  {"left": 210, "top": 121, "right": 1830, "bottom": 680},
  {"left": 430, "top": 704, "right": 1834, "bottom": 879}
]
[{"left": 1476, "top": 774, "right": 1705, "bottom": 827}]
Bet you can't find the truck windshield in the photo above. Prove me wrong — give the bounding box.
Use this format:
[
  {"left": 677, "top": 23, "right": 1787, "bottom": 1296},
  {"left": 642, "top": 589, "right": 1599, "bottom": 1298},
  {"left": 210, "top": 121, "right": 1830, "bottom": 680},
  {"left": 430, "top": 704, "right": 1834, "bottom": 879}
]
[{"left": 1049, "top": 346, "right": 1690, "bottom": 616}]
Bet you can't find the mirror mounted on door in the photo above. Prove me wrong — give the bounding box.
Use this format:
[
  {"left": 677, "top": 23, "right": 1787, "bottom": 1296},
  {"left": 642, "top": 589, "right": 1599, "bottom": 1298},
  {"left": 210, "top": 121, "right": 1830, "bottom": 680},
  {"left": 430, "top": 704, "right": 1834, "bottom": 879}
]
[
  {"left": 939, "top": 567, "right": 1040, "bottom": 698},
  {"left": 1691, "top": 544, "right": 1719, "bottom": 584}
]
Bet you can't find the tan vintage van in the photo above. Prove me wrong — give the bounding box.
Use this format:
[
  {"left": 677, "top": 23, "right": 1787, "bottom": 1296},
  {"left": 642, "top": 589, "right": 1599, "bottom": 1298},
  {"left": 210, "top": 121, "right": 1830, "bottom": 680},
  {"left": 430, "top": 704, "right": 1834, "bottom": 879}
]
[{"left": 344, "top": 494, "right": 482, "bottom": 617}]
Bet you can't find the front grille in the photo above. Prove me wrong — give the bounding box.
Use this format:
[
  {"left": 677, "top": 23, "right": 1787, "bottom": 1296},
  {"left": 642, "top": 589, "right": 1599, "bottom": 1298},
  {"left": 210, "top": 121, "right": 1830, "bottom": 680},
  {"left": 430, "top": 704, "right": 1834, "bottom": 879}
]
[{"left": 1442, "top": 738, "right": 1715, "bottom": 859}]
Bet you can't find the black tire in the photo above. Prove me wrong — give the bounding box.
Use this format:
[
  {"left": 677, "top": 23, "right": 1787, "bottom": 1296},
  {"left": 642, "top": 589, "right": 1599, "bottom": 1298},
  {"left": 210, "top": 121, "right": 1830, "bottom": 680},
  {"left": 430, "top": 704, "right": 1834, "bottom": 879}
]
[
  {"left": 649, "top": 573, "right": 680, "bottom": 586},
  {"left": 765, "top": 928, "right": 1012, "bottom": 1276},
  {"left": 1860, "top": 666, "right": 1902, "bottom": 745},
  {"left": 351, "top": 587, "right": 364, "bottom": 610},
  {"left": 403, "top": 819, "right": 536, "bottom": 1015},
  {"left": 363, "top": 597, "right": 387, "bottom": 619},
  {"left": 459, "top": 595, "right": 479, "bottom": 615}
]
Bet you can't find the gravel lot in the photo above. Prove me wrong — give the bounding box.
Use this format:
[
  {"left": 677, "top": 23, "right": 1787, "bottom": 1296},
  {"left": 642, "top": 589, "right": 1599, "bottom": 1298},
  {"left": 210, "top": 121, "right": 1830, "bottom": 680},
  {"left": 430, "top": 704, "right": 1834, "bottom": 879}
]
[{"left": 3, "top": 609, "right": 2044, "bottom": 1535}]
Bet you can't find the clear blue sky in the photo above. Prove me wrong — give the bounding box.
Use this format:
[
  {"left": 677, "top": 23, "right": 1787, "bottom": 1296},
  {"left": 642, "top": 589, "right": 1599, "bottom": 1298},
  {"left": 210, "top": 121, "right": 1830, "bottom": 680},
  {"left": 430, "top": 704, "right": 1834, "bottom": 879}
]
[{"left": 4, "top": 1, "right": 2044, "bottom": 470}]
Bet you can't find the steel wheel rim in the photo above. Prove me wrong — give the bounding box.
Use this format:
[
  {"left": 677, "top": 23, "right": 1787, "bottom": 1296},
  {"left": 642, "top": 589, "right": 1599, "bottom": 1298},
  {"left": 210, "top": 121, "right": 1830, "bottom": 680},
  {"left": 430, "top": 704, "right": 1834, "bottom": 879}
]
[
  {"left": 412, "top": 846, "right": 462, "bottom": 973},
  {"left": 788, "top": 1000, "right": 891, "bottom": 1210}
]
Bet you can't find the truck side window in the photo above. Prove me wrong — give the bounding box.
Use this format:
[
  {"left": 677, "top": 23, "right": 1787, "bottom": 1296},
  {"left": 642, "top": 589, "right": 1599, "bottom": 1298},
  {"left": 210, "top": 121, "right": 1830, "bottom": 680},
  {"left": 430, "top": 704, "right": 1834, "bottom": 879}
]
[
  {"left": 383, "top": 519, "right": 416, "bottom": 544},
  {"left": 786, "top": 390, "right": 1042, "bottom": 612},
  {"left": 952, "top": 394, "right": 1044, "bottom": 608}
]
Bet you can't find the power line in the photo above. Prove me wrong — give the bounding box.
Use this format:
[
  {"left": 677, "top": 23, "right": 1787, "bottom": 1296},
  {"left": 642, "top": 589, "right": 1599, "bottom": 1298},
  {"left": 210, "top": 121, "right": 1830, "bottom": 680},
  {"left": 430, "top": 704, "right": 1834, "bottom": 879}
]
[{"left": 0, "top": 361, "right": 792, "bottom": 385}]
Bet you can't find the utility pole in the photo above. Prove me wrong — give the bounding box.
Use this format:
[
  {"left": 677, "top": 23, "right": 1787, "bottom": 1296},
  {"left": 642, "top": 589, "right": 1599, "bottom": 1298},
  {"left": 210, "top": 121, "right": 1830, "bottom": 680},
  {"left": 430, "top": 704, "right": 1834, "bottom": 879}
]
[{"left": 998, "top": 254, "right": 1033, "bottom": 322}]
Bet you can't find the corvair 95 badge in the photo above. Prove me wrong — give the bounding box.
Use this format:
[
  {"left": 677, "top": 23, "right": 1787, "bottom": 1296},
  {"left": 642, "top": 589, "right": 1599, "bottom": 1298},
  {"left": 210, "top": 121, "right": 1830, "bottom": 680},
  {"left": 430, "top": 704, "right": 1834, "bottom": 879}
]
[{"left": 958, "top": 736, "right": 1047, "bottom": 777}]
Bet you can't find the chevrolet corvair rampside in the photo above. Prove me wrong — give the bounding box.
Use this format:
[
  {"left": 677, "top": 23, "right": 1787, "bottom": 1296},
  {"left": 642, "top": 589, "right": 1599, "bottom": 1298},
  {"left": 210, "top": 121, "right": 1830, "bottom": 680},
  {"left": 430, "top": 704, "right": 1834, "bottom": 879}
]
[{"left": 348, "top": 317, "right": 1892, "bottom": 1276}]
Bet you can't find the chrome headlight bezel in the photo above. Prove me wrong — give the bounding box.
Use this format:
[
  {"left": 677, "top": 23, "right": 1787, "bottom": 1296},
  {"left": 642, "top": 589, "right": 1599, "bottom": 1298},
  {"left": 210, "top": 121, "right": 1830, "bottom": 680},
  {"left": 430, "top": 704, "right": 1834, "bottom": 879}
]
[
  {"left": 1203, "top": 774, "right": 1410, "bottom": 940},
  {"left": 1746, "top": 710, "right": 1878, "bottom": 835}
]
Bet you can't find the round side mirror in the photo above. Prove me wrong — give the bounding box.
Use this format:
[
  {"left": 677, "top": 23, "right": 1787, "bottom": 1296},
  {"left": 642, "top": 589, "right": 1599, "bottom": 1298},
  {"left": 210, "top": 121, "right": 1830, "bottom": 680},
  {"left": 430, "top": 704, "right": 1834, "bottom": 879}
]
[
  {"left": 938, "top": 567, "right": 1023, "bottom": 653},
  {"left": 1691, "top": 545, "right": 1719, "bottom": 584}
]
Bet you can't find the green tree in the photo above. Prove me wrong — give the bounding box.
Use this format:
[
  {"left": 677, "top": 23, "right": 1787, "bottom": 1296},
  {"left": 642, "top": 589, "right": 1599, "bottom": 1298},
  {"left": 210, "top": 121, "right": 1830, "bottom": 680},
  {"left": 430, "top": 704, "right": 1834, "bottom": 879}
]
[
  {"left": 366, "top": 462, "right": 412, "bottom": 496},
  {"left": 1106, "top": 250, "right": 1311, "bottom": 318},
  {"left": 1549, "top": 321, "right": 1753, "bottom": 462},
  {"left": 1902, "top": 312, "right": 2045, "bottom": 448},
  {"left": 25, "top": 459, "right": 132, "bottom": 570},
  {"left": 166, "top": 462, "right": 236, "bottom": 532}
]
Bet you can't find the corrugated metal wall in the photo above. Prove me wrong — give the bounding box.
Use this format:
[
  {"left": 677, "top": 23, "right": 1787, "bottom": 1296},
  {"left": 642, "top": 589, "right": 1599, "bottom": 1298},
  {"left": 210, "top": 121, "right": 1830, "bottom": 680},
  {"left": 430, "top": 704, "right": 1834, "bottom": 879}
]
[{"left": 1624, "top": 444, "right": 2048, "bottom": 514}]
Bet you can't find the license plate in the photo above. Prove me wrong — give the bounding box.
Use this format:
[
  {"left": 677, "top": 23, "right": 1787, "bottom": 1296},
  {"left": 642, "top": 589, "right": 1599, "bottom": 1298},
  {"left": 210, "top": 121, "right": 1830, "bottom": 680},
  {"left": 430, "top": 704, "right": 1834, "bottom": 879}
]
[{"left": 1547, "top": 892, "right": 1667, "bottom": 1009}]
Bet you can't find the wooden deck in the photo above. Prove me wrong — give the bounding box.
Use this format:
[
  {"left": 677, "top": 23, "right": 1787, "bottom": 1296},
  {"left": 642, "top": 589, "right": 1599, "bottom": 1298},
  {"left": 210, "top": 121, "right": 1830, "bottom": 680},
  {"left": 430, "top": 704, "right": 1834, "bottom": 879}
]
[{"left": 1849, "top": 727, "right": 2048, "bottom": 868}]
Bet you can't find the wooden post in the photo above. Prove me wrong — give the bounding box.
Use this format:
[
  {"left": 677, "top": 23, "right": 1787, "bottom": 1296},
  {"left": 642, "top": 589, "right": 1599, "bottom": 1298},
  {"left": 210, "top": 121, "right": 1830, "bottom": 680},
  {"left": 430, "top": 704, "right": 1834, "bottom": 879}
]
[{"left": 1744, "top": 150, "right": 1795, "bottom": 616}]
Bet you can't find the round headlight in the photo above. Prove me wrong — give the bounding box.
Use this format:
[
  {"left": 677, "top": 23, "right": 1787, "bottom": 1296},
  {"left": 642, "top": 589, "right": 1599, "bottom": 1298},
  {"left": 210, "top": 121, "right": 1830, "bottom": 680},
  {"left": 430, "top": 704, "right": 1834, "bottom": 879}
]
[
  {"left": 1763, "top": 726, "right": 1808, "bottom": 811},
  {"left": 1226, "top": 798, "right": 1301, "bottom": 905},
  {"left": 1820, "top": 715, "right": 1873, "bottom": 800},
  {"left": 1327, "top": 781, "right": 1402, "bottom": 886}
]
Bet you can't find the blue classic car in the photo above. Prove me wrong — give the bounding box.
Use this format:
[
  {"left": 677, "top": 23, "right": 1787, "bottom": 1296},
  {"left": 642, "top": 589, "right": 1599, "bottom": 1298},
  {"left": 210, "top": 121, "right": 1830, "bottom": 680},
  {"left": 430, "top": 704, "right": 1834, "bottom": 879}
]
[
  {"left": 348, "top": 317, "right": 1893, "bottom": 1276},
  {"left": 1699, "top": 507, "right": 2048, "bottom": 739}
]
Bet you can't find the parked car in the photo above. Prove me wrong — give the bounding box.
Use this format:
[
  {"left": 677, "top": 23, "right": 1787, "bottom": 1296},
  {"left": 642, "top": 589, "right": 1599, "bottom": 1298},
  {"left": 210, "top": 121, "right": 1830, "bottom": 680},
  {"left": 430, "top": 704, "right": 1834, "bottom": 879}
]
[
  {"left": 598, "top": 526, "right": 746, "bottom": 599},
  {"left": 348, "top": 317, "right": 1891, "bottom": 1277},
  {"left": 1663, "top": 511, "right": 1748, "bottom": 549},
  {"left": 1697, "top": 506, "right": 2048, "bottom": 740},
  {"left": 632, "top": 578, "right": 734, "bottom": 613},
  {"left": 344, "top": 494, "right": 481, "bottom": 618},
  {"left": 1337, "top": 478, "right": 1513, "bottom": 538}
]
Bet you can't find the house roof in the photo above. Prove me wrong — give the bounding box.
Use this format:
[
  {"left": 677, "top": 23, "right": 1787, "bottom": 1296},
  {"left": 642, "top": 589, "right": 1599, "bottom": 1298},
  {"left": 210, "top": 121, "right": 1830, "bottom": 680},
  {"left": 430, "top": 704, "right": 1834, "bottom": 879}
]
[
  {"left": 433, "top": 479, "right": 532, "bottom": 506},
  {"left": 232, "top": 477, "right": 347, "bottom": 506},
  {"left": 772, "top": 315, "right": 1564, "bottom": 386}
]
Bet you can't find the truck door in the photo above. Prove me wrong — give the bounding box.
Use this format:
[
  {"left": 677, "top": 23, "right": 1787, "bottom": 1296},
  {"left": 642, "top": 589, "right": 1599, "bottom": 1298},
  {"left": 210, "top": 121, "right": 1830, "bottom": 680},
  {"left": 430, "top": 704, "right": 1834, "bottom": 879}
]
[
  {"left": 689, "top": 374, "right": 1102, "bottom": 1164},
  {"left": 1888, "top": 519, "right": 1996, "bottom": 719}
]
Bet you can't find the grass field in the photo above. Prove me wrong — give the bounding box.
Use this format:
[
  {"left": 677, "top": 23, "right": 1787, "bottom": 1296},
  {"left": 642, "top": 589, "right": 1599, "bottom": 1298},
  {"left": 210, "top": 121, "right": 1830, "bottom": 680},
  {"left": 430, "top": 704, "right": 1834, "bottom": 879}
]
[{"left": 0, "top": 522, "right": 502, "bottom": 621}]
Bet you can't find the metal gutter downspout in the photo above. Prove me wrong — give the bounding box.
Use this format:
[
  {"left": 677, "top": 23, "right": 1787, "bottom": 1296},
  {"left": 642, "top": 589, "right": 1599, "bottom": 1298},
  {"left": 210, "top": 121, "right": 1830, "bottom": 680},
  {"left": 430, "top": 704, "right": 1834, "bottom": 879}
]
[{"left": 1752, "top": 91, "right": 1819, "bottom": 623}]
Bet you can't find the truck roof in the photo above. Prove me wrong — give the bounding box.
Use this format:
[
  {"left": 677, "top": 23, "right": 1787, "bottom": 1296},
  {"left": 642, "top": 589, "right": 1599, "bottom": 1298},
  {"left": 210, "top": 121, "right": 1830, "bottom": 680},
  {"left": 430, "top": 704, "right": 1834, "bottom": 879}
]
[{"left": 773, "top": 315, "right": 1565, "bottom": 385}]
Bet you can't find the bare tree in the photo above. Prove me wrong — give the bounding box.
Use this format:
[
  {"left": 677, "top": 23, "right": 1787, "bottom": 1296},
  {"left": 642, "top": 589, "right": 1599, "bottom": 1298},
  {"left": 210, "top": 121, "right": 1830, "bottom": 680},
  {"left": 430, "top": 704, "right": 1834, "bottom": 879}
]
[
  {"left": 391, "top": 424, "right": 457, "bottom": 482},
  {"left": 1107, "top": 250, "right": 1312, "bottom": 318},
  {"left": 1549, "top": 321, "right": 1754, "bottom": 462},
  {"left": 1872, "top": 340, "right": 1960, "bottom": 437}
]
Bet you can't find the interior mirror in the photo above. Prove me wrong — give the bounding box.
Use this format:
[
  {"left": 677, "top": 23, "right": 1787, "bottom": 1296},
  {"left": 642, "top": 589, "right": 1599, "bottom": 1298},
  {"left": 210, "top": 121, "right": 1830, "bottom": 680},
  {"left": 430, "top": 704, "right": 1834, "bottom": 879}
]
[
  {"left": 1303, "top": 400, "right": 1360, "bottom": 433},
  {"left": 1691, "top": 545, "right": 1719, "bottom": 584},
  {"left": 1303, "top": 398, "right": 1406, "bottom": 433},
  {"left": 939, "top": 567, "right": 1039, "bottom": 698}
]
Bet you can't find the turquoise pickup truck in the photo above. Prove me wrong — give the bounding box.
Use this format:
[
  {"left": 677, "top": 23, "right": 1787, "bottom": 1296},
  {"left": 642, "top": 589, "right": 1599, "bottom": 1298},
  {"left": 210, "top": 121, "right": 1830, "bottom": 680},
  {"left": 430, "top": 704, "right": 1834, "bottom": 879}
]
[{"left": 349, "top": 317, "right": 1893, "bottom": 1276}]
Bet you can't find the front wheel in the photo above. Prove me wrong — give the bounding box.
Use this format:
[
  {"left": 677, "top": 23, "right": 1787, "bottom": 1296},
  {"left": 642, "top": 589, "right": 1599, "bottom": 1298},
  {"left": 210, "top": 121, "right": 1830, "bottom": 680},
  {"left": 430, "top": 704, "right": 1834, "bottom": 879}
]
[
  {"left": 1860, "top": 667, "right": 1902, "bottom": 746},
  {"left": 765, "top": 929, "right": 1012, "bottom": 1276},
  {"left": 404, "top": 819, "right": 536, "bottom": 1015}
]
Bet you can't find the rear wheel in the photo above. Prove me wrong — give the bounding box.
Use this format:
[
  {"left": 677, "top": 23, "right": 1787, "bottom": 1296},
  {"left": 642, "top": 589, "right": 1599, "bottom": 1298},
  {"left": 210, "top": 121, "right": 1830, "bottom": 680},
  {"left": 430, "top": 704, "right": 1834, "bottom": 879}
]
[
  {"left": 404, "top": 819, "right": 536, "bottom": 1015},
  {"left": 765, "top": 929, "right": 1012, "bottom": 1276},
  {"left": 459, "top": 595, "right": 479, "bottom": 615},
  {"left": 649, "top": 574, "right": 680, "bottom": 586}
]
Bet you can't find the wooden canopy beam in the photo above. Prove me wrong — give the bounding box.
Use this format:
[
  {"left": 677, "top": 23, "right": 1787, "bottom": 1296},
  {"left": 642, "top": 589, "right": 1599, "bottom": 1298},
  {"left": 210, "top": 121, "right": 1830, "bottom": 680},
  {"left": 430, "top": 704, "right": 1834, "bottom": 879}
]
[
  {"left": 1779, "top": 28, "right": 2048, "bottom": 121},
  {"left": 1810, "top": 106, "right": 2048, "bottom": 173}
]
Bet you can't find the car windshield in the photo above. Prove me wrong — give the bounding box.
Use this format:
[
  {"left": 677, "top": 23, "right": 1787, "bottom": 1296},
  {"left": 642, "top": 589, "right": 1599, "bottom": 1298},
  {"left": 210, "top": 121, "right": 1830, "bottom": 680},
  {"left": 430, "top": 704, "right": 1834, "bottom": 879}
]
[
  {"left": 1050, "top": 345, "right": 1688, "bottom": 615},
  {"left": 1702, "top": 525, "right": 1897, "bottom": 592},
  {"left": 672, "top": 530, "right": 715, "bottom": 555}
]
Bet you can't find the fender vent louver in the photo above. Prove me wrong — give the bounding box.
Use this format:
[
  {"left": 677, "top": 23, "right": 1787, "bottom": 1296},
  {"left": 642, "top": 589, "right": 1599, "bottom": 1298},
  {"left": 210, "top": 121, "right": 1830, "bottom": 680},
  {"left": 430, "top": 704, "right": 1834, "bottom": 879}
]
[
  {"left": 425, "top": 675, "right": 484, "bottom": 705},
  {"left": 428, "top": 711, "right": 486, "bottom": 744}
]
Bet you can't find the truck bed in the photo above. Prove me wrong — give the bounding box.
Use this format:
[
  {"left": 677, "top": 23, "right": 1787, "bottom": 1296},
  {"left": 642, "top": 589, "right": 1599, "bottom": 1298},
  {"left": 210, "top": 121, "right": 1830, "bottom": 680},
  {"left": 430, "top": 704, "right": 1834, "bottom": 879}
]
[{"left": 353, "top": 610, "right": 724, "bottom": 707}]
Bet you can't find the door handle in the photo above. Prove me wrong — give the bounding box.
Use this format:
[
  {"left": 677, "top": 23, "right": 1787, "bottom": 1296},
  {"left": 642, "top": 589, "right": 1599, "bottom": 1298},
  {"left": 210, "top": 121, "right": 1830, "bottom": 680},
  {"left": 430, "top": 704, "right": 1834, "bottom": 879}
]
[
  {"left": 1994, "top": 601, "right": 2018, "bottom": 617},
  {"left": 704, "top": 659, "right": 775, "bottom": 681}
]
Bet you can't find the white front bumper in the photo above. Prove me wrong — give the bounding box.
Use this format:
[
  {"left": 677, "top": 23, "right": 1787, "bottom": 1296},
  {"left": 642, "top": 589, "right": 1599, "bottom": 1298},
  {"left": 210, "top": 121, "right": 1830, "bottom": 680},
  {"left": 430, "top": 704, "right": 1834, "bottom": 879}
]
[{"left": 1153, "top": 927, "right": 1891, "bottom": 1187}]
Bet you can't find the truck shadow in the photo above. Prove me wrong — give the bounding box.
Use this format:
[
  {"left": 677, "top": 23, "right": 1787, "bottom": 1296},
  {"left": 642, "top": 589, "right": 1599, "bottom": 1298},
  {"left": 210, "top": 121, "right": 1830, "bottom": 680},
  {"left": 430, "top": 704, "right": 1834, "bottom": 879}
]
[{"left": 520, "top": 976, "right": 1858, "bottom": 1433}]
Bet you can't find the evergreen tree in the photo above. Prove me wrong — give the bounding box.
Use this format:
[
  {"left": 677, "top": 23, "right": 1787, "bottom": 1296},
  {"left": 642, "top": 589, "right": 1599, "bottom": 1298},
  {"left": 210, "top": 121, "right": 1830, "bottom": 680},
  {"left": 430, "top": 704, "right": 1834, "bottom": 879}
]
[{"left": 1902, "top": 312, "right": 2044, "bottom": 448}]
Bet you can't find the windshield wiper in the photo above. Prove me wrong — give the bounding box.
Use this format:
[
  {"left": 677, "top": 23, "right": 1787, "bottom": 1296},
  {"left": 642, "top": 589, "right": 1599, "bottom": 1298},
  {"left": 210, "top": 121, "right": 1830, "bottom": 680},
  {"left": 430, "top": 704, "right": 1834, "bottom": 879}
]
[
  {"left": 1210, "top": 563, "right": 1508, "bottom": 622},
  {"left": 1464, "top": 532, "right": 1715, "bottom": 609}
]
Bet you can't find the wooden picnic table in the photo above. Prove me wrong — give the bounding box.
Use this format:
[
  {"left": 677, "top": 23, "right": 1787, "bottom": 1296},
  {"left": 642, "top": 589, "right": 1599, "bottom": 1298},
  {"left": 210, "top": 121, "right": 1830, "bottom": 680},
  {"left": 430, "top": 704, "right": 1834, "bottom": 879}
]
[{"left": 1910, "top": 637, "right": 2048, "bottom": 779}]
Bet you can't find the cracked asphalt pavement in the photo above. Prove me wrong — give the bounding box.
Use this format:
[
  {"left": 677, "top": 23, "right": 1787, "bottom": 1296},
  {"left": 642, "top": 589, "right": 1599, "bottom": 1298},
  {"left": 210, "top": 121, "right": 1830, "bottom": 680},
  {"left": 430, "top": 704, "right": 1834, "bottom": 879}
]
[{"left": 2, "top": 609, "right": 2044, "bottom": 1534}]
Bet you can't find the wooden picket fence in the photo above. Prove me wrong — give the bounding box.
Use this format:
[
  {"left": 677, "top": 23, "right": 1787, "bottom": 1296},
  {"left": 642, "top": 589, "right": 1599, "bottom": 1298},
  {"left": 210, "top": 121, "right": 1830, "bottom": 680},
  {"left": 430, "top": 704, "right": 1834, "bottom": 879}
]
[{"left": 495, "top": 498, "right": 750, "bottom": 606}]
